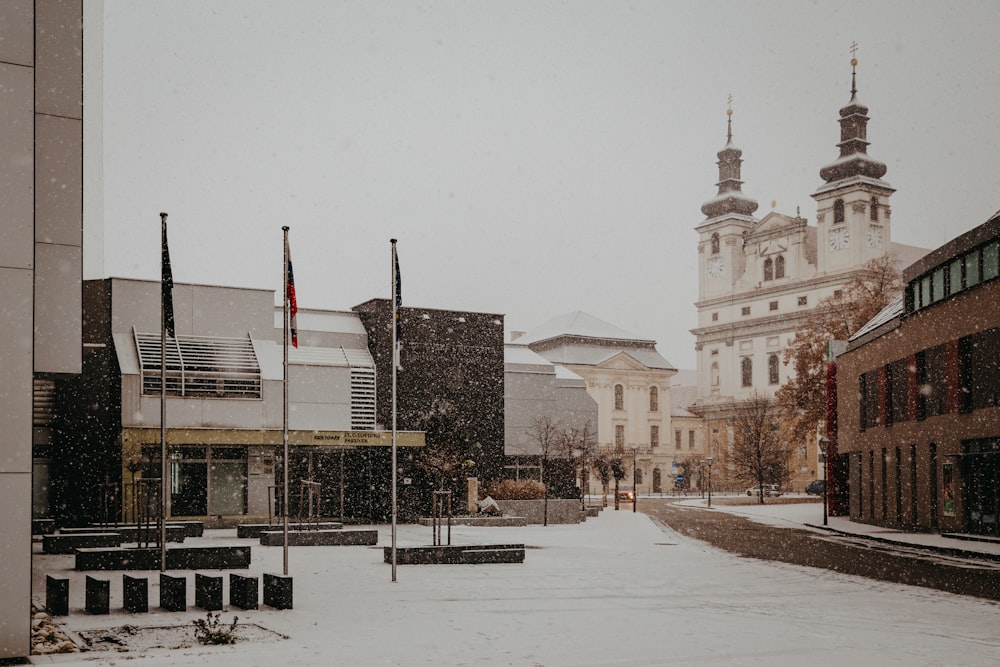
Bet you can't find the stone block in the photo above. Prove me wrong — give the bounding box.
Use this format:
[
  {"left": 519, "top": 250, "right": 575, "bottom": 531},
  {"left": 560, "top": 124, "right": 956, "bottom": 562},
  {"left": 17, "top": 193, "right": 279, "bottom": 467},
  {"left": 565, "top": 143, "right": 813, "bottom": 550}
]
[
  {"left": 263, "top": 573, "right": 293, "bottom": 610},
  {"left": 229, "top": 573, "right": 258, "bottom": 610},
  {"left": 85, "top": 576, "right": 110, "bottom": 614},
  {"left": 45, "top": 574, "right": 69, "bottom": 616},
  {"left": 195, "top": 572, "right": 223, "bottom": 611},
  {"left": 159, "top": 572, "right": 186, "bottom": 612},
  {"left": 123, "top": 574, "right": 148, "bottom": 614}
]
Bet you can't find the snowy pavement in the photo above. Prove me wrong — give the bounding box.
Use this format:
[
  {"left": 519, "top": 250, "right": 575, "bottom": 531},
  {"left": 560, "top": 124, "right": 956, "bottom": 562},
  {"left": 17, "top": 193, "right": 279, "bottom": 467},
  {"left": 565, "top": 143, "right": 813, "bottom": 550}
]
[{"left": 31, "top": 502, "right": 1000, "bottom": 666}]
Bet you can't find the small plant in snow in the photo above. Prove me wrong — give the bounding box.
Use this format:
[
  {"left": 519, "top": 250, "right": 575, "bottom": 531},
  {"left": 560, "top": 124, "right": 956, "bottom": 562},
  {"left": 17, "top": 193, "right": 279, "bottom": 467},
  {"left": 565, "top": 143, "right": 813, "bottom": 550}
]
[{"left": 192, "top": 612, "right": 239, "bottom": 645}]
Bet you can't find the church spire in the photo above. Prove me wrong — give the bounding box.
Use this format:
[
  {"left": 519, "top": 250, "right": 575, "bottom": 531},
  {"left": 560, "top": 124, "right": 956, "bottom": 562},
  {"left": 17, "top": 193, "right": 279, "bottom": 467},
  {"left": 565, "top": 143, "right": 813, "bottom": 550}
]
[
  {"left": 701, "top": 98, "right": 759, "bottom": 219},
  {"left": 819, "top": 45, "right": 888, "bottom": 183}
]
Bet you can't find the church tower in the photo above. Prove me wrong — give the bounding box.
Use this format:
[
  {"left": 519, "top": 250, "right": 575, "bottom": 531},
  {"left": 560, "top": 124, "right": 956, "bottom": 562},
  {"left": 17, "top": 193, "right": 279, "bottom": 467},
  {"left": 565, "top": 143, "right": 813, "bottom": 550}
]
[
  {"left": 697, "top": 105, "right": 759, "bottom": 301},
  {"left": 812, "top": 53, "right": 895, "bottom": 274}
]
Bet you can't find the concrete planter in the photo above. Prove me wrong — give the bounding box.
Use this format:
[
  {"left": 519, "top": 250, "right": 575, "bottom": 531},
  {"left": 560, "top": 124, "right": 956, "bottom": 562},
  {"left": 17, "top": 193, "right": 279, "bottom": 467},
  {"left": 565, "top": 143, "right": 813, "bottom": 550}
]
[{"left": 495, "top": 499, "right": 583, "bottom": 524}]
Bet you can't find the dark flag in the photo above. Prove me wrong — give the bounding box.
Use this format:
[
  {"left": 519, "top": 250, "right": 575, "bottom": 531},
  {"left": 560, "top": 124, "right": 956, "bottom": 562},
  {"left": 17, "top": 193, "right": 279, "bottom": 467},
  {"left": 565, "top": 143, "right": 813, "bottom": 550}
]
[
  {"left": 393, "top": 242, "right": 402, "bottom": 369},
  {"left": 161, "top": 213, "right": 175, "bottom": 338},
  {"left": 286, "top": 242, "right": 298, "bottom": 348}
]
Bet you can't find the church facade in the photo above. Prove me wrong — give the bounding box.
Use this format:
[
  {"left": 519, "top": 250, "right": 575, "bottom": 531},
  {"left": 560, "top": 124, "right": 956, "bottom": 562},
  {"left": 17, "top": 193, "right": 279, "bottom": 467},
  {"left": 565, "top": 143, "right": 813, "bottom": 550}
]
[{"left": 691, "top": 60, "right": 926, "bottom": 491}]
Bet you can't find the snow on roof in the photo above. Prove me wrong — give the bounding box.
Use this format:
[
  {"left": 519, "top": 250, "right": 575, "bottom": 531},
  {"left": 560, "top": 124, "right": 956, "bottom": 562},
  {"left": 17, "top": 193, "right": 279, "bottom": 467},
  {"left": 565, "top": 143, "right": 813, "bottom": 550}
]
[
  {"left": 848, "top": 294, "right": 904, "bottom": 343},
  {"left": 515, "top": 311, "right": 650, "bottom": 346}
]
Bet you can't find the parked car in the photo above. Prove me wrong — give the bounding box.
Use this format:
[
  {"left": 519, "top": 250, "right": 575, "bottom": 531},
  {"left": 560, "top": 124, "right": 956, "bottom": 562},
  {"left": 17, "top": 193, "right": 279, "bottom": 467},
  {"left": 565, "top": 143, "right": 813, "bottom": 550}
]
[
  {"left": 805, "top": 479, "right": 827, "bottom": 495},
  {"left": 617, "top": 489, "right": 635, "bottom": 502},
  {"left": 746, "top": 484, "right": 782, "bottom": 497}
]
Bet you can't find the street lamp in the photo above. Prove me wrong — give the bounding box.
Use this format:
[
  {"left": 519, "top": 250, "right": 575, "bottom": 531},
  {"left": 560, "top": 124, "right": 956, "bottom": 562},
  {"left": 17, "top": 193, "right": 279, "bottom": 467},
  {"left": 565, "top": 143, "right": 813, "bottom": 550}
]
[
  {"left": 631, "top": 443, "right": 638, "bottom": 513},
  {"left": 706, "top": 456, "right": 714, "bottom": 508},
  {"left": 818, "top": 436, "right": 829, "bottom": 526}
]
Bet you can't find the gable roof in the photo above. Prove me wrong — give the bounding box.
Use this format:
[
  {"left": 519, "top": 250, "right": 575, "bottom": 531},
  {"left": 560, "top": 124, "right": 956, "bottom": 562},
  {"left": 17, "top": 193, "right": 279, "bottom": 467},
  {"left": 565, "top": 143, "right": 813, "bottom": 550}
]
[{"left": 514, "top": 311, "right": 650, "bottom": 346}]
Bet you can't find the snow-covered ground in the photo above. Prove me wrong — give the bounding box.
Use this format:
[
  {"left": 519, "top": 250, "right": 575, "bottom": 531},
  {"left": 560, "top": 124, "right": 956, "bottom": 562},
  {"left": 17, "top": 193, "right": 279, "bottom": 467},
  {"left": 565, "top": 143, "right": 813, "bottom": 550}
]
[{"left": 31, "top": 501, "right": 1000, "bottom": 666}]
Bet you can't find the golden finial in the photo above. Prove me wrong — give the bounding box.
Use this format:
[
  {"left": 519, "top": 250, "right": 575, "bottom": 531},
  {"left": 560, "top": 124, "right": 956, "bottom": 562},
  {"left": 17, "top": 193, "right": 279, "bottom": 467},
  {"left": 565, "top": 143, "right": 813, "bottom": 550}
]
[
  {"left": 850, "top": 41, "right": 859, "bottom": 67},
  {"left": 727, "top": 93, "right": 733, "bottom": 116},
  {"left": 771, "top": 200, "right": 777, "bottom": 209}
]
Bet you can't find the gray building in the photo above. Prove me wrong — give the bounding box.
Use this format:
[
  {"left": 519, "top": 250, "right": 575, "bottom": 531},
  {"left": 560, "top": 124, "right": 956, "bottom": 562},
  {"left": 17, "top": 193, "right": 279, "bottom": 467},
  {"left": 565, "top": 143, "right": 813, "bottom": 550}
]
[{"left": 1, "top": 1, "right": 84, "bottom": 658}]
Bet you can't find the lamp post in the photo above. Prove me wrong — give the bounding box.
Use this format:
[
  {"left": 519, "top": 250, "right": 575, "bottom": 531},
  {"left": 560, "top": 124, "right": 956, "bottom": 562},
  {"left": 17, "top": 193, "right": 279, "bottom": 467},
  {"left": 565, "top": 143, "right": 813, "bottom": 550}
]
[
  {"left": 706, "top": 456, "right": 714, "bottom": 508},
  {"left": 818, "top": 436, "right": 829, "bottom": 526},
  {"left": 631, "top": 443, "right": 638, "bottom": 513}
]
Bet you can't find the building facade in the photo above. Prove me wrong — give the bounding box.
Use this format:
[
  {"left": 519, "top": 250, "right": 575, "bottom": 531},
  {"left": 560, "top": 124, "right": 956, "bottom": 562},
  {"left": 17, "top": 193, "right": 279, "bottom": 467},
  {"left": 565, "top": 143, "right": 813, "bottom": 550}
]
[
  {"left": 52, "top": 279, "right": 422, "bottom": 527},
  {"left": 836, "top": 213, "right": 1000, "bottom": 534},
  {"left": 514, "top": 311, "right": 700, "bottom": 496},
  {"left": 1, "top": 1, "right": 84, "bottom": 658},
  {"left": 691, "top": 61, "right": 925, "bottom": 490}
]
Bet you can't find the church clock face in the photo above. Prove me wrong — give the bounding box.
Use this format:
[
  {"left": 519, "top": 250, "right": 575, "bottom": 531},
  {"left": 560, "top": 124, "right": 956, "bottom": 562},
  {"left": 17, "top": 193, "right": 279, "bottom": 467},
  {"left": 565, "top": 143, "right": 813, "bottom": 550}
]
[
  {"left": 706, "top": 256, "right": 724, "bottom": 277},
  {"left": 829, "top": 227, "right": 850, "bottom": 251},
  {"left": 867, "top": 224, "right": 883, "bottom": 248}
]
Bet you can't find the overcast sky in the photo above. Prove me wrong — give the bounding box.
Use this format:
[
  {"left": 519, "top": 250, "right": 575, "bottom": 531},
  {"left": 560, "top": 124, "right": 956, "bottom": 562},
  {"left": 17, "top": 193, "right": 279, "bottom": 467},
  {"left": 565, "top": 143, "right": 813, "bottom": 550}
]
[{"left": 95, "top": 0, "right": 1000, "bottom": 369}]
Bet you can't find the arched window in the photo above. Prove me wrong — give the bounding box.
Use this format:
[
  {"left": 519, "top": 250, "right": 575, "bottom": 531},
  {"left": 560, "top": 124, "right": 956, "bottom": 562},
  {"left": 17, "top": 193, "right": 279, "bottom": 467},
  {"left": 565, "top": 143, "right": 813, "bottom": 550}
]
[
  {"left": 711, "top": 233, "right": 720, "bottom": 254},
  {"left": 741, "top": 357, "right": 753, "bottom": 387},
  {"left": 649, "top": 386, "right": 658, "bottom": 412},
  {"left": 614, "top": 384, "right": 624, "bottom": 410},
  {"left": 652, "top": 468, "right": 662, "bottom": 493},
  {"left": 711, "top": 362, "right": 720, "bottom": 387},
  {"left": 833, "top": 199, "right": 845, "bottom": 223},
  {"left": 763, "top": 258, "right": 773, "bottom": 281},
  {"left": 635, "top": 468, "right": 643, "bottom": 485},
  {"left": 768, "top": 353, "right": 780, "bottom": 385},
  {"left": 615, "top": 425, "right": 624, "bottom": 448},
  {"left": 870, "top": 196, "right": 879, "bottom": 221},
  {"left": 775, "top": 254, "right": 785, "bottom": 279}
]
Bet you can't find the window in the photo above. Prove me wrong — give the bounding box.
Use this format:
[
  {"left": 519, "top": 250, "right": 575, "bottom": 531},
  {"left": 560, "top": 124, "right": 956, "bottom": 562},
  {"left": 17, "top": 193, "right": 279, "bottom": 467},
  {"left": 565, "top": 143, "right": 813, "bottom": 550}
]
[
  {"left": 932, "top": 267, "right": 945, "bottom": 303},
  {"left": 711, "top": 312, "right": 718, "bottom": 321},
  {"left": 833, "top": 289, "right": 843, "bottom": 300},
  {"left": 741, "top": 306, "right": 750, "bottom": 316},
  {"left": 887, "top": 358, "right": 909, "bottom": 425},
  {"left": 833, "top": 198, "right": 845, "bottom": 223},
  {"left": 688, "top": 430, "right": 695, "bottom": 449},
  {"left": 797, "top": 296, "right": 808, "bottom": 306},
  {"left": 674, "top": 430, "right": 682, "bottom": 450},
  {"left": 615, "top": 425, "right": 625, "bottom": 448},
  {"left": 769, "top": 301, "right": 778, "bottom": 311},
  {"left": 960, "top": 327, "right": 1000, "bottom": 411},
  {"left": 966, "top": 249, "right": 981, "bottom": 287},
  {"left": 711, "top": 233, "right": 720, "bottom": 254},
  {"left": 710, "top": 362, "right": 720, "bottom": 387},
  {"left": 741, "top": 357, "right": 753, "bottom": 387},
  {"left": 922, "top": 345, "right": 948, "bottom": 418},
  {"left": 860, "top": 370, "right": 880, "bottom": 429},
  {"left": 649, "top": 386, "right": 659, "bottom": 412},
  {"left": 763, "top": 258, "right": 773, "bottom": 281},
  {"left": 635, "top": 468, "right": 643, "bottom": 485},
  {"left": 870, "top": 196, "right": 879, "bottom": 221},
  {"left": 984, "top": 241, "right": 999, "bottom": 281},
  {"left": 614, "top": 384, "right": 624, "bottom": 410},
  {"left": 135, "top": 331, "right": 262, "bottom": 399},
  {"left": 650, "top": 425, "right": 659, "bottom": 448},
  {"left": 768, "top": 354, "right": 780, "bottom": 385},
  {"left": 775, "top": 254, "right": 785, "bottom": 278},
  {"left": 948, "top": 258, "right": 963, "bottom": 296}
]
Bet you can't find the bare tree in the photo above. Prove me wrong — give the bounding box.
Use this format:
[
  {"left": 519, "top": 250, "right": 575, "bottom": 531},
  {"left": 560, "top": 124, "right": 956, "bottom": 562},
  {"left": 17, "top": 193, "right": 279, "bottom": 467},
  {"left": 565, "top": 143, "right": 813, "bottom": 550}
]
[
  {"left": 591, "top": 455, "right": 612, "bottom": 507},
  {"left": 413, "top": 398, "right": 468, "bottom": 492},
  {"left": 527, "top": 416, "right": 562, "bottom": 526},
  {"left": 776, "top": 254, "right": 903, "bottom": 444},
  {"left": 560, "top": 421, "right": 598, "bottom": 509},
  {"left": 731, "top": 393, "right": 789, "bottom": 503}
]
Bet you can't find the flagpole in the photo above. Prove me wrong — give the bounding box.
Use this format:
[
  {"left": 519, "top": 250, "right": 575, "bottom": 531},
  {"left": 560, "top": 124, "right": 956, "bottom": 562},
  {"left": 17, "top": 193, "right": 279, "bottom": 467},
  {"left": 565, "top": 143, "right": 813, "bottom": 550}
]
[
  {"left": 159, "top": 212, "right": 169, "bottom": 572},
  {"left": 391, "top": 238, "right": 399, "bottom": 583},
  {"left": 282, "top": 226, "right": 291, "bottom": 576}
]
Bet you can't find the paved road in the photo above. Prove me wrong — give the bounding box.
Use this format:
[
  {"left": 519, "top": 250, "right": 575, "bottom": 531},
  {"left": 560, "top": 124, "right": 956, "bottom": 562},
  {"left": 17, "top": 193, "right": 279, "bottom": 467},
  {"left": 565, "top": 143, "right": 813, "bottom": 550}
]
[{"left": 641, "top": 498, "right": 1000, "bottom": 601}]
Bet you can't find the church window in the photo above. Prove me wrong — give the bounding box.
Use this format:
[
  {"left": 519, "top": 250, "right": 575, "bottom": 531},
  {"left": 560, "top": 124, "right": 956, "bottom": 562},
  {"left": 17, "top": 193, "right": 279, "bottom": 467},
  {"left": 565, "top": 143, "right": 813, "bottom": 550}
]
[
  {"left": 711, "top": 312, "right": 718, "bottom": 322},
  {"left": 614, "top": 384, "right": 624, "bottom": 410},
  {"left": 797, "top": 296, "right": 808, "bottom": 306},
  {"left": 741, "top": 306, "right": 750, "bottom": 316},
  {"left": 768, "top": 354, "right": 780, "bottom": 385},
  {"left": 616, "top": 425, "right": 625, "bottom": 448},
  {"left": 870, "top": 197, "right": 879, "bottom": 221},
  {"left": 769, "top": 301, "right": 778, "bottom": 311},
  {"left": 650, "top": 425, "right": 659, "bottom": 448},
  {"left": 763, "top": 258, "right": 773, "bottom": 281},
  {"left": 689, "top": 431, "right": 695, "bottom": 449},
  {"left": 833, "top": 289, "right": 843, "bottom": 299},
  {"left": 711, "top": 233, "right": 720, "bottom": 254},
  {"left": 649, "top": 386, "right": 659, "bottom": 412},
  {"left": 674, "top": 430, "right": 682, "bottom": 449},
  {"left": 834, "top": 199, "right": 845, "bottom": 223},
  {"left": 741, "top": 357, "right": 753, "bottom": 387},
  {"left": 775, "top": 255, "right": 785, "bottom": 278},
  {"left": 710, "top": 362, "right": 720, "bottom": 387}
]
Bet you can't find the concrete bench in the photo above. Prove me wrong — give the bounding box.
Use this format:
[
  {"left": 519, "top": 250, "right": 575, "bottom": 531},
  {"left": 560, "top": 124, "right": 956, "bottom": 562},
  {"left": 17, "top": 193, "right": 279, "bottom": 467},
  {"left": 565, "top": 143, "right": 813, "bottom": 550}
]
[
  {"left": 259, "top": 528, "right": 377, "bottom": 547},
  {"left": 230, "top": 573, "right": 258, "bottom": 610},
  {"left": 60, "top": 525, "right": 187, "bottom": 543},
  {"left": 263, "top": 573, "right": 292, "bottom": 610},
  {"left": 75, "top": 545, "right": 252, "bottom": 571},
  {"left": 386, "top": 544, "right": 526, "bottom": 565},
  {"left": 45, "top": 575, "right": 69, "bottom": 616},
  {"left": 195, "top": 572, "right": 223, "bottom": 611},
  {"left": 33, "top": 518, "right": 56, "bottom": 535},
  {"left": 237, "top": 521, "right": 343, "bottom": 539},
  {"left": 85, "top": 576, "right": 110, "bottom": 614},
  {"left": 123, "top": 574, "right": 148, "bottom": 614},
  {"left": 43, "top": 532, "right": 122, "bottom": 554},
  {"left": 160, "top": 573, "right": 186, "bottom": 612}
]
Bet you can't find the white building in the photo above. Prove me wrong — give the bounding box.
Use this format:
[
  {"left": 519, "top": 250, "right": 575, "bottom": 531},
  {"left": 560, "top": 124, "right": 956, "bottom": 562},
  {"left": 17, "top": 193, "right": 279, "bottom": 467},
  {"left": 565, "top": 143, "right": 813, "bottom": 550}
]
[{"left": 691, "top": 61, "right": 926, "bottom": 488}]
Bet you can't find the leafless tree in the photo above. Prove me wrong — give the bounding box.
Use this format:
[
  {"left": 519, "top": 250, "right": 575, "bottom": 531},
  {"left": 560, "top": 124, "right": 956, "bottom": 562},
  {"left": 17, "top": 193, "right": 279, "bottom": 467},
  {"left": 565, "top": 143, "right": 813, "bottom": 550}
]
[
  {"left": 731, "top": 393, "right": 790, "bottom": 503},
  {"left": 527, "top": 416, "right": 562, "bottom": 526},
  {"left": 560, "top": 420, "right": 598, "bottom": 509}
]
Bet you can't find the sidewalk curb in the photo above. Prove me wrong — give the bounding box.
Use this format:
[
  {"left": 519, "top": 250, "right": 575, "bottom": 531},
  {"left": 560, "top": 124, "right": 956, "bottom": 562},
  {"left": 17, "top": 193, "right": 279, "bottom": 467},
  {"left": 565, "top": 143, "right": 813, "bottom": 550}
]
[{"left": 804, "top": 523, "right": 1000, "bottom": 563}]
